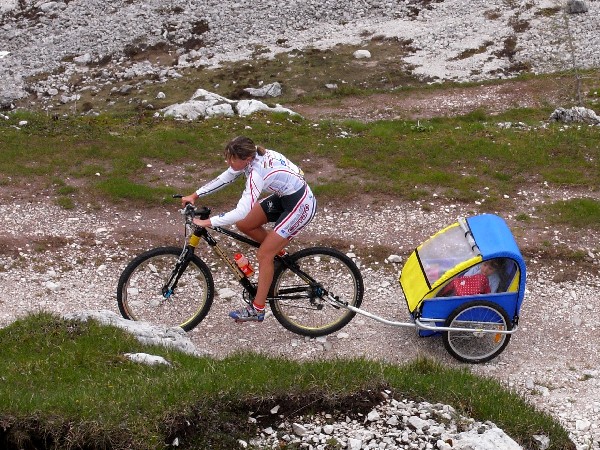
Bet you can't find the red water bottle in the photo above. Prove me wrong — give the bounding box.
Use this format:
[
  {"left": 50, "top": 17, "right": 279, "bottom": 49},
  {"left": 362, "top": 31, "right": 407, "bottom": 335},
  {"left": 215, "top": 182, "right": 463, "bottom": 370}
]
[{"left": 234, "top": 253, "right": 254, "bottom": 277}]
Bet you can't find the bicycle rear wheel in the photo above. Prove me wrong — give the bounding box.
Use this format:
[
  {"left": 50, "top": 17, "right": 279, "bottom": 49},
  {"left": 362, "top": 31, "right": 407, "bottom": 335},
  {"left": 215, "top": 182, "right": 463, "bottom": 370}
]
[
  {"left": 269, "top": 247, "right": 364, "bottom": 337},
  {"left": 117, "top": 246, "right": 214, "bottom": 331},
  {"left": 442, "top": 300, "right": 512, "bottom": 364}
]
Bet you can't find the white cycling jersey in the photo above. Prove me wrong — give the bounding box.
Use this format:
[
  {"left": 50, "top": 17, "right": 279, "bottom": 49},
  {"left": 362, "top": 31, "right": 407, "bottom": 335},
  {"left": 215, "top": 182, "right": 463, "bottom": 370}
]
[{"left": 195, "top": 149, "right": 307, "bottom": 227}]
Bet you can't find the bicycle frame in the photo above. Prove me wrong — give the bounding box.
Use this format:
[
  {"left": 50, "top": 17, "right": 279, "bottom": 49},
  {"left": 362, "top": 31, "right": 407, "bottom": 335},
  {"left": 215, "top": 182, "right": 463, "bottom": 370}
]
[
  {"left": 172, "top": 206, "right": 323, "bottom": 305},
  {"left": 187, "top": 225, "right": 260, "bottom": 298}
]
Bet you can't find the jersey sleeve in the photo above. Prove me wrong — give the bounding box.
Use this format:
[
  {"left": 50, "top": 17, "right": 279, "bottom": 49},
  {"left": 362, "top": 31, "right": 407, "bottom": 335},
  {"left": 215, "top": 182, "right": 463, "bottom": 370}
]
[
  {"left": 464, "top": 266, "right": 478, "bottom": 276},
  {"left": 195, "top": 167, "right": 243, "bottom": 197},
  {"left": 488, "top": 272, "right": 501, "bottom": 293},
  {"left": 209, "top": 168, "right": 264, "bottom": 227}
]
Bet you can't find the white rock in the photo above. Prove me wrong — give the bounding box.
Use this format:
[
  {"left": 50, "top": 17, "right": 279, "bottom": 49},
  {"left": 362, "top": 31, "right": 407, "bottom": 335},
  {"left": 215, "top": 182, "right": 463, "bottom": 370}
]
[
  {"left": 63, "top": 310, "right": 201, "bottom": 355},
  {"left": 292, "top": 423, "right": 308, "bottom": 436},
  {"left": 407, "top": 416, "right": 429, "bottom": 430},
  {"left": 387, "top": 254, "right": 402, "bottom": 263},
  {"left": 243, "top": 82, "right": 282, "bottom": 98},
  {"left": 386, "top": 415, "right": 399, "bottom": 426},
  {"left": 576, "top": 419, "right": 591, "bottom": 432},
  {"left": 453, "top": 427, "right": 522, "bottom": 450},
  {"left": 124, "top": 352, "right": 171, "bottom": 366},
  {"left": 533, "top": 434, "right": 550, "bottom": 450},
  {"left": 348, "top": 438, "right": 363, "bottom": 450},
  {"left": 206, "top": 103, "right": 235, "bottom": 117},
  {"left": 73, "top": 53, "right": 92, "bottom": 65},
  {"left": 353, "top": 50, "right": 371, "bottom": 59},
  {"left": 45, "top": 280, "right": 60, "bottom": 292},
  {"left": 367, "top": 409, "right": 380, "bottom": 421},
  {"left": 218, "top": 288, "right": 237, "bottom": 299},
  {"left": 236, "top": 99, "right": 297, "bottom": 117},
  {"left": 437, "top": 440, "right": 453, "bottom": 450}
]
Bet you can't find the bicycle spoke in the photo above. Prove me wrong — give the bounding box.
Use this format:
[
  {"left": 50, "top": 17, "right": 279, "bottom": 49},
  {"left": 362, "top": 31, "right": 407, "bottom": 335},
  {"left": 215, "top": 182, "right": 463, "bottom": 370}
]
[
  {"left": 117, "top": 247, "right": 214, "bottom": 331},
  {"left": 270, "top": 247, "right": 363, "bottom": 337},
  {"left": 443, "top": 301, "right": 511, "bottom": 364}
]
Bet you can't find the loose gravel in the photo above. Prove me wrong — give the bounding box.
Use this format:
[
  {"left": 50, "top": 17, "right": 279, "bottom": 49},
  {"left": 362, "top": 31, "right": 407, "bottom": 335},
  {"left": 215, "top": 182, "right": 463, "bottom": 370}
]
[{"left": 0, "top": 187, "right": 599, "bottom": 448}]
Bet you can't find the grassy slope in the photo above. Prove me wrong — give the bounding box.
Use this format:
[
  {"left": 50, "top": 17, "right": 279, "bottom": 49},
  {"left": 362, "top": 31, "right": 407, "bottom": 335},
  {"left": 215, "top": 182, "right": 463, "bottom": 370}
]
[{"left": 0, "top": 313, "right": 574, "bottom": 450}]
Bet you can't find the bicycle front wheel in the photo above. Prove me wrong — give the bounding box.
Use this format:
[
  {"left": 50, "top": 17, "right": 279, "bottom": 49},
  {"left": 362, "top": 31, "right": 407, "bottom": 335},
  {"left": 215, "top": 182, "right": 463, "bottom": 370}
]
[
  {"left": 117, "top": 247, "right": 214, "bottom": 331},
  {"left": 270, "top": 247, "right": 364, "bottom": 337},
  {"left": 442, "top": 300, "right": 512, "bottom": 364}
]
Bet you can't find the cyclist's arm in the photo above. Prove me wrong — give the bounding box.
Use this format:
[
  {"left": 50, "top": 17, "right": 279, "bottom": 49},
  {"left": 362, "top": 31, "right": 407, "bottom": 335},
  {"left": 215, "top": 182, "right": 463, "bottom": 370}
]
[
  {"left": 209, "top": 169, "right": 263, "bottom": 227},
  {"left": 196, "top": 167, "right": 243, "bottom": 197}
]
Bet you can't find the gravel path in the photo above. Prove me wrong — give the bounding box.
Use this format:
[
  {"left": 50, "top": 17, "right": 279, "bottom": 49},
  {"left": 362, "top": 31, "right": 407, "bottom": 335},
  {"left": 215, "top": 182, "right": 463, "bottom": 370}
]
[{"left": 1, "top": 189, "right": 599, "bottom": 449}]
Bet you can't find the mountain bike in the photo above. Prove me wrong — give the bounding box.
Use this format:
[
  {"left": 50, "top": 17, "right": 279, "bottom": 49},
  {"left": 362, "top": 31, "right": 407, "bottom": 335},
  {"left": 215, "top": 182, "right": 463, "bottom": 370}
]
[{"left": 116, "top": 197, "right": 364, "bottom": 337}]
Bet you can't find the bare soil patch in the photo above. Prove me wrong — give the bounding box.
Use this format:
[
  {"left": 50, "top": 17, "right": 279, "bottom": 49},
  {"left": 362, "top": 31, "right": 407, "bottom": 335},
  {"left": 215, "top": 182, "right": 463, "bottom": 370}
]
[{"left": 288, "top": 76, "right": 578, "bottom": 122}]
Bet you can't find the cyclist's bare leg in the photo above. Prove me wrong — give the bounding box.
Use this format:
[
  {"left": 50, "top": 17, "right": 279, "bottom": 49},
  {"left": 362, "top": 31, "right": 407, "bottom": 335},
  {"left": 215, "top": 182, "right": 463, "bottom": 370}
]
[
  {"left": 254, "top": 231, "right": 288, "bottom": 307},
  {"left": 236, "top": 204, "right": 269, "bottom": 243},
  {"left": 236, "top": 203, "right": 288, "bottom": 308}
]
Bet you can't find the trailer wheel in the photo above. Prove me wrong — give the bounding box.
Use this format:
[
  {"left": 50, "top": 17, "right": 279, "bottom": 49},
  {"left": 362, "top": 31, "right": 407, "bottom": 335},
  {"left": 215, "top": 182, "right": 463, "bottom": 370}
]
[{"left": 443, "top": 300, "right": 512, "bottom": 364}]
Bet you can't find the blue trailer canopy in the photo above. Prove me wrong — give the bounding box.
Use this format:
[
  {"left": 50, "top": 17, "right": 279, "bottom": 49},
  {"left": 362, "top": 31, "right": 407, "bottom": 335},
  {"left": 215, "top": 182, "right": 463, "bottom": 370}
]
[{"left": 400, "top": 214, "right": 526, "bottom": 313}]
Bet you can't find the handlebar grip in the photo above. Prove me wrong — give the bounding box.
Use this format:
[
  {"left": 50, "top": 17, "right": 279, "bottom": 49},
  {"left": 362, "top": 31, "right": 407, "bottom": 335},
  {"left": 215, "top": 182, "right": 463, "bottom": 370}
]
[
  {"left": 174, "top": 195, "right": 211, "bottom": 220},
  {"left": 174, "top": 194, "right": 193, "bottom": 208}
]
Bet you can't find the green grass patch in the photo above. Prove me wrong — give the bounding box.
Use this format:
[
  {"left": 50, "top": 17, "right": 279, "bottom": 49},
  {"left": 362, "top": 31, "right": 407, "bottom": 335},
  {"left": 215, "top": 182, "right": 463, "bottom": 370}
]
[
  {"left": 0, "top": 313, "right": 575, "bottom": 450},
  {"left": 1, "top": 102, "right": 599, "bottom": 214},
  {"left": 54, "top": 196, "right": 75, "bottom": 209},
  {"left": 541, "top": 198, "right": 600, "bottom": 229}
]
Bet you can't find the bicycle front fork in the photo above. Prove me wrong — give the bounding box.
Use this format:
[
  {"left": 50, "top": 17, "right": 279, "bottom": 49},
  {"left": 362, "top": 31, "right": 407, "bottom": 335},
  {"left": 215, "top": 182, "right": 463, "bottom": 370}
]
[{"left": 162, "top": 246, "right": 193, "bottom": 298}]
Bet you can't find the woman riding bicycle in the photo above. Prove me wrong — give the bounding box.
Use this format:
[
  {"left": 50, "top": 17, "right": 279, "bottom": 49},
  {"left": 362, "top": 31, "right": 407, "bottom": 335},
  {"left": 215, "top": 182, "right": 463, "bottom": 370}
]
[{"left": 181, "top": 136, "right": 317, "bottom": 322}]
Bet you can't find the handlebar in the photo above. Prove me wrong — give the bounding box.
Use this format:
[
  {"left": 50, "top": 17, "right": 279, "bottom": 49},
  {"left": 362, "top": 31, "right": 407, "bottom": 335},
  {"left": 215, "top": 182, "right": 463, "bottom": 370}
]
[{"left": 172, "top": 194, "right": 211, "bottom": 221}]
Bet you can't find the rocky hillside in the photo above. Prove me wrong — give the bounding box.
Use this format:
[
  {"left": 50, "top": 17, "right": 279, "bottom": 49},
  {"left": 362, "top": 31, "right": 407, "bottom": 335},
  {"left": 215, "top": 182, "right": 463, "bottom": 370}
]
[{"left": 1, "top": 0, "right": 599, "bottom": 111}]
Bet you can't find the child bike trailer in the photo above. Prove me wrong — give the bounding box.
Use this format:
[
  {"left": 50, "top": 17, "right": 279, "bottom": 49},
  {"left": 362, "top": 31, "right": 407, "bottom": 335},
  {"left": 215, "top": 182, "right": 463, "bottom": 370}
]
[{"left": 399, "top": 214, "right": 526, "bottom": 363}]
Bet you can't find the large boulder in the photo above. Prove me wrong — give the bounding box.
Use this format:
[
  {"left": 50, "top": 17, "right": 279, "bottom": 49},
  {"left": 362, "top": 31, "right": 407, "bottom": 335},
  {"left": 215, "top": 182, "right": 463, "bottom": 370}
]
[
  {"left": 549, "top": 106, "right": 600, "bottom": 124},
  {"left": 161, "top": 88, "right": 298, "bottom": 120},
  {"left": 243, "top": 82, "right": 282, "bottom": 98}
]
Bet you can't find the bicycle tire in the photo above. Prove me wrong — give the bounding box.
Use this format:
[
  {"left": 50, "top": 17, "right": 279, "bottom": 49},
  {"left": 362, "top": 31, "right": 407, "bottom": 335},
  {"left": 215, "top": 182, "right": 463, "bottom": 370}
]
[
  {"left": 117, "top": 246, "right": 214, "bottom": 331},
  {"left": 269, "top": 247, "right": 364, "bottom": 337},
  {"left": 442, "top": 300, "right": 512, "bottom": 364}
]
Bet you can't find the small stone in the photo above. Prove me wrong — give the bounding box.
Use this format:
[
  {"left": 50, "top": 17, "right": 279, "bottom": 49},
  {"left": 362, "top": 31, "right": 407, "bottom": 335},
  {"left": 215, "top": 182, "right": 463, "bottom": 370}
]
[
  {"left": 218, "top": 288, "right": 237, "bottom": 299},
  {"left": 45, "top": 281, "right": 60, "bottom": 292},
  {"left": 367, "top": 409, "right": 380, "bottom": 422},
  {"left": 348, "top": 438, "right": 363, "bottom": 450},
  {"left": 388, "top": 254, "right": 402, "bottom": 263},
  {"left": 576, "top": 419, "right": 591, "bottom": 432},
  {"left": 353, "top": 49, "right": 371, "bottom": 59},
  {"left": 292, "top": 423, "right": 308, "bottom": 436}
]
